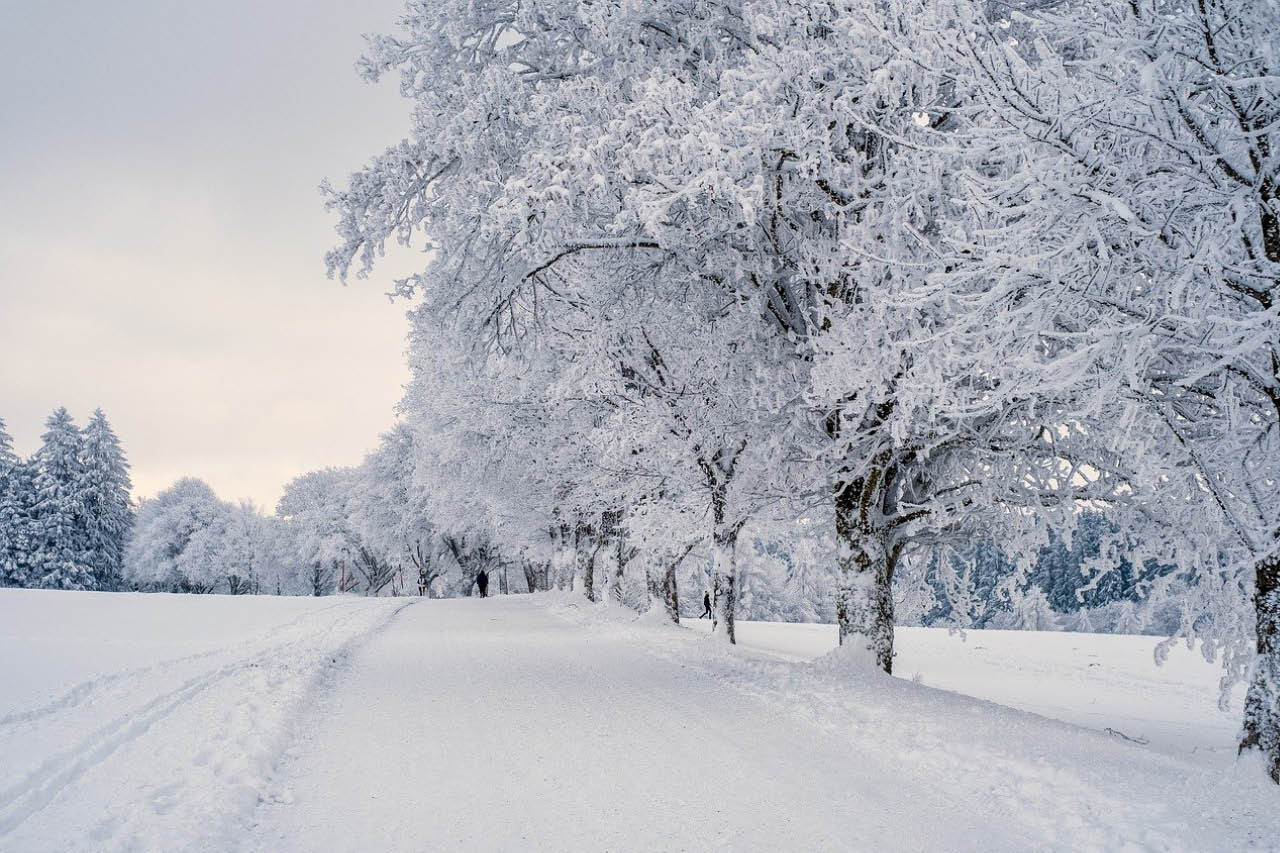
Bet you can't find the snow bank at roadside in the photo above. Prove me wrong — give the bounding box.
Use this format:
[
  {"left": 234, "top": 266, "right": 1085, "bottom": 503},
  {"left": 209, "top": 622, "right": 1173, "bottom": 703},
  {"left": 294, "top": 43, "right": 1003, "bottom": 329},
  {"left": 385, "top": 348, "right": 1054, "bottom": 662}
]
[
  {"left": 541, "top": 593, "right": 1280, "bottom": 850},
  {"left": 675, "top": 615, "right": 1244, "bottom": 764},
  {"left": 0, "top": 590, "right": 410, "bottom": 852}
]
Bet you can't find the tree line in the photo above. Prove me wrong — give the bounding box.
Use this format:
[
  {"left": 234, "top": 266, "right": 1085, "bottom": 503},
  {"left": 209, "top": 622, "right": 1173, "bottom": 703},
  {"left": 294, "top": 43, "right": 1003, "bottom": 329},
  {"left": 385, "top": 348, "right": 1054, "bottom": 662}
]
[
  {"left": 316, "top": 0, "right": 1280, "bottom": 781},
  {"left": 0, "top": 410, "right": 133, "bottom": 591}
]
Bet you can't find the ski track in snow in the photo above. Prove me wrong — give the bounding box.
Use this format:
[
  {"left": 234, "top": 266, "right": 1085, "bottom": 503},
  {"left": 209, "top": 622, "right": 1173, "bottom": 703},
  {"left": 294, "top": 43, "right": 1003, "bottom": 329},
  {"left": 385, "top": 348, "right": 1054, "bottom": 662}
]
[
  {"left": 0, "top": 593, "right": 410, "bottom": 851},
  {"left": 3, "top": 591, "right": 1279, "bottom": 851},
  {"left": 0, "top": 600, "right": 352, "bottom": 730}
]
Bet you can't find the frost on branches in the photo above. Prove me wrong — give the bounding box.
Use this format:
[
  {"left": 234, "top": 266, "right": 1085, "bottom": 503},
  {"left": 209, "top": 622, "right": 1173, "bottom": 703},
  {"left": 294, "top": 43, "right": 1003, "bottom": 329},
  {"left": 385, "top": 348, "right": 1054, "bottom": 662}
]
[
  {"left": 323, "top": 0, "right": 1280, "bottom": 780},
  {"left": 951, "top": 0, "right": 1280, "bottom": 781}
]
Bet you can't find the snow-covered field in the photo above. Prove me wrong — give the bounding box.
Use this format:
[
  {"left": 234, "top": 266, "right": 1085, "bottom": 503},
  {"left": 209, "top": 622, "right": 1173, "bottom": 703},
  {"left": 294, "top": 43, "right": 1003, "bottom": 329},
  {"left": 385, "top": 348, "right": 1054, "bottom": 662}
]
[
  {"left": 683, "top": 618, "right": 1246, "bottom": 765},
  {"left": 2, "top": 590, "right": 1277, "bottom": 851},
  {"left": 0, "top": 590, "right": 409, "bottom": 851}
]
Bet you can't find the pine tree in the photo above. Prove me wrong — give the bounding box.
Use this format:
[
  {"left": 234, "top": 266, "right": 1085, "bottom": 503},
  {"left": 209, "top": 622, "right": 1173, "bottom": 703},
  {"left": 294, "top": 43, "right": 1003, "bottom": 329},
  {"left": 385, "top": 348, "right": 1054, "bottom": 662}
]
[
  {"left": 0, "top": 417, "right": 22, "bottom": 586},
  {"left": 0, "top": 417, "right": 15, "bottom": 473},
  {"left": 30, "top": 408, "right": 94, "bottom": 590},
  {"left": 1, "top": 459, "right": 39, "bottom": 588},
  {"left": 81, "top": 409, "right": 133, "bottom": 590}
]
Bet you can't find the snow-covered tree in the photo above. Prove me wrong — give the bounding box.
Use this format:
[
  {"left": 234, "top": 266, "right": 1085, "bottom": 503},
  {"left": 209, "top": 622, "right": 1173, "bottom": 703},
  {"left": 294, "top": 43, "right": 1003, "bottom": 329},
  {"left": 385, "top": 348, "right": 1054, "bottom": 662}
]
[
  {"left": 990, "top": 587, "right": 1060, "bottom": 633},
  {"left": 0, "top": 417, "right": 28, "bottom": 587},
  {"left": 80, "top": 409, "right": 133, "bottom": 590},
  {"left": 276, "top": 468, "right": 363, "bottom": 594},
  {"left": 29, "top": 408, "right": 94, "bottom": 590},
  {"left": 0, "top": 457, "right": 39, "bottom": 589},
  {"left": 200, "top": 501, "right": 278, "bottom": 594},
  {"left": 0, "top": 417, "right": 15, "bottom": 483},
  {"left": 347, "top": 424, "right": 442, "bottom": 596},
  {"left": 948, "top": 0, "right": 1280, "bottom": 782},
  {"left": 325, "top": 0, "right": 1127, "bottom": 660},
  {"left": 318, "top": 0, "right": 1280, "bottom": 783},
  {"left": 124, "top": 477, "right": 229, "bottom": 592}
]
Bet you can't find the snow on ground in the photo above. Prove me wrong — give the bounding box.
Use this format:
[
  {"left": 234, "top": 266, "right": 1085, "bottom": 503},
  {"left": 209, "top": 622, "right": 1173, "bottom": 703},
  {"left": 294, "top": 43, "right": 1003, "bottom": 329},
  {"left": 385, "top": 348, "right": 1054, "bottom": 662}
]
[
  {"left": 0, "top": 589, "right": 409, "bottom": 851},
  {"left": 682, "top": 618, "right": 1245, "bottom": 766},
  {"left": 2, "top": 589, "right": 1278, "bottom": 851}
]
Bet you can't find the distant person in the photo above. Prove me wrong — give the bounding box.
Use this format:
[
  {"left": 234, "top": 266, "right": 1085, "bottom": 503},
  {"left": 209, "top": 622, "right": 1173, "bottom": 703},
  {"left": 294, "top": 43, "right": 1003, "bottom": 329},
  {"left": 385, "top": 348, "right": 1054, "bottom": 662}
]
[
  {"left": 700, "top": 591, "right": 713, "bottom": 619},
  {"left": 417, "top": 567, "right": 428, "bottom": 597},
  {"left": 476, "top": 570, "right": 490, "bottom": 598}
]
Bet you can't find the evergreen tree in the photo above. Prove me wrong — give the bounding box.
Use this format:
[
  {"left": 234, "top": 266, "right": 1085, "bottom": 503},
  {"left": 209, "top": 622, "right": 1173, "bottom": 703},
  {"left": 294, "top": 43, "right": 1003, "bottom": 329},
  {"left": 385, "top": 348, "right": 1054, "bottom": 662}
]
[
  {"left": 1, "top": 458, "right": 39, "bottom": 588},
  {"left": 0, "top": 417, "right": 22, "bottom": 586},
  {"left": 81, "top": 409, "right": 133, "bottom": 590},
  {"left": 30, "top": 408, "right": 93, "bottom": 590},
  {"left": 0, "top": 417, "right": 15, "bottom": 473}
]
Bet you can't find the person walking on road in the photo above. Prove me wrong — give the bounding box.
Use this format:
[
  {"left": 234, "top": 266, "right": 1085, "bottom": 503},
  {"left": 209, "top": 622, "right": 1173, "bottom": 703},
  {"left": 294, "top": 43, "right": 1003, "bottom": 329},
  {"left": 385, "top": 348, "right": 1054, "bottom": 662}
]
[
  {"left": 700, "top": 591, "right": 713, "bottom": 619},
  {"left": 417, "top": 567, "right": 428, "bottom": 597},
  {"left": 476, "top": 570, "right": 490, "bottom": 598}
]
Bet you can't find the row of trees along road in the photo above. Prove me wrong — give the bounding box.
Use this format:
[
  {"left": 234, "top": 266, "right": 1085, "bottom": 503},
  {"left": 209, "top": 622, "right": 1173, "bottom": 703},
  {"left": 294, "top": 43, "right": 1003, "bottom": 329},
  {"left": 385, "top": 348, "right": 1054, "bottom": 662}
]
[
  {"left": 123, "top": 425, "right": 495, "bottom": 599},
  {"left": 322, "top": 0, "right": 1280, "bottom": 781}
]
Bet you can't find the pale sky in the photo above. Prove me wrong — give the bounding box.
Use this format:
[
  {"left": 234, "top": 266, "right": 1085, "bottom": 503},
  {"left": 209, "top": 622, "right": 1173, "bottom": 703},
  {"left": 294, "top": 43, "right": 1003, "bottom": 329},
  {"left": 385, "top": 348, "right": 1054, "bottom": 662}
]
[{"left": 0, "top": 0, "right": 420, "bottom": 510}]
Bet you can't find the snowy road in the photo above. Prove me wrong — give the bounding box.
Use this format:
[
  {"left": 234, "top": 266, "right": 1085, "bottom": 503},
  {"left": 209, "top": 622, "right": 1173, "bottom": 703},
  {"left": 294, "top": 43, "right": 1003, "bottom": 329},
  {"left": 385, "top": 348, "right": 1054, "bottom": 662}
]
[{"left": 243, "top": 596, "right": 1278, "bottom": 852}]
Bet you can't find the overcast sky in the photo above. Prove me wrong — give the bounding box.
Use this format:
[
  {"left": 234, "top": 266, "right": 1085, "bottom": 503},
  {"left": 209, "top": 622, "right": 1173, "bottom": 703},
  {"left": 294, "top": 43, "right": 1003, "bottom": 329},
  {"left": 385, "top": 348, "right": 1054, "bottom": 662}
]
[{"left": 0, "top": 0, "right": 420, "bottom": 510}]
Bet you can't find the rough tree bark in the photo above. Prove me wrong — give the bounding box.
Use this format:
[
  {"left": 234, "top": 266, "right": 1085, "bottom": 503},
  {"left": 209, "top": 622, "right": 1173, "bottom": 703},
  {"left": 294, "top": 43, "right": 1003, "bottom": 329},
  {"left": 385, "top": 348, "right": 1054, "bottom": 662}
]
[
  {"left": 647, "top": 545, "right": 690, "bottom": 624},
  {"left": 600, "top": 509, "right": 627, "bottom": 606},
  {"left": 833, "top": 466, "right": 897, "bottom": 674},
  {"left": 1242, "top": 160, "right": 1280, "bottom": 778},
  {"left": 309, "top": 564, "right": 328, "bottom": 597},
  {"left": 710, "top": 531, "right": 737, "bottom": 643},
  {"left": 661, "top": 563, "right": 680, "bottom": 624},
  {"left": 1241, "top": 552, "right": 1280, "bottom": 783},
  {"left": 575, "top": 522, "right": 597, "bottom": 602},
  {"left": 549, "top": 527, "right": 568, "bottom": 590},
  {"left": 709, "top": 499, "right": 740, "bottom": 644},
  {"left": 612, "top": 549, "right": 627, "bottom": 605},
  {"left": 700, "top": 442, "right": 746, "bottom": 644}
]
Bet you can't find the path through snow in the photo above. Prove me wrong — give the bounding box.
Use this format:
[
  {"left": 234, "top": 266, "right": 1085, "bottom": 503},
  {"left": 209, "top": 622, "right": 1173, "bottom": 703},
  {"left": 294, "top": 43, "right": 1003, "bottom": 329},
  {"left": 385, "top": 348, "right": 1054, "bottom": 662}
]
[{"left": 243, "top": 596, "right": 1278, "bottom": 851}]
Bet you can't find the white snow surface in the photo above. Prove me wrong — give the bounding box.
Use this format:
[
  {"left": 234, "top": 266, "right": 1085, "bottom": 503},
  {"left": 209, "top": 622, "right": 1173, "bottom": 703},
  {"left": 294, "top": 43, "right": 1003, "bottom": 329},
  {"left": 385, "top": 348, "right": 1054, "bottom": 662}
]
[
  {"left": 2, "top": 590, "right": 1277, "bottom": 851},
  {"left": 683, "top": 618, "right": 1248, "bottom": 766},
  {"left": 0, "top": 590, "right": 409, "bottom": 851}
]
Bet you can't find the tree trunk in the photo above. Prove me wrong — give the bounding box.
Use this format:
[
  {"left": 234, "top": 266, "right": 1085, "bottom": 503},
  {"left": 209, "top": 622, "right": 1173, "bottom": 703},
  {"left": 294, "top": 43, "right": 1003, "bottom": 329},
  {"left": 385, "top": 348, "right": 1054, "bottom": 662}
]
[
  {"left": 833, "top": 476, "right": 896, "bottom": 674},
  {"left": 645, "top": 568, "right": 661, "bottom": 610},
  {"left": 582, "top": 550, "right": 595, "bottom": 601},
  {"left": 710, "top": 528, "right": 737, "bottom": 644},
  {"left": 522, "top": 559, "right": 538, "bottom": 594},
  {"left": 554, "top": 522, "right": 573, "bottom": 589},
  {"left": 576, "top": 530, "right": 597, "bottom": 603},
  {"left": 550, "top": 543, "right": 565, "bottom": 589},
  {"left": 612, "top": 539, "right": 627, "bottom": 605},
  {"left": 661, "top": 562, "right": 680, "bottom": 625},
  {"left": 1240, "top": 552, "right": 1280, "bottom": 783}
]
